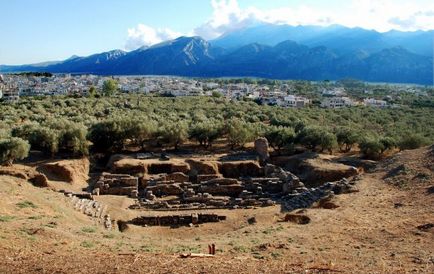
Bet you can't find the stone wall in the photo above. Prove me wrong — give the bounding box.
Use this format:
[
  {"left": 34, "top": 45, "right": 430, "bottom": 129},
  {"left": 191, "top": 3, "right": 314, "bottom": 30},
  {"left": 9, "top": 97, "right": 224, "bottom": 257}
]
[
  {"left": 129, "top": 213, "right": 226, "bottom": 227},
  {"left": 94, "top": 173, "right": 139, "bottom": 198}
]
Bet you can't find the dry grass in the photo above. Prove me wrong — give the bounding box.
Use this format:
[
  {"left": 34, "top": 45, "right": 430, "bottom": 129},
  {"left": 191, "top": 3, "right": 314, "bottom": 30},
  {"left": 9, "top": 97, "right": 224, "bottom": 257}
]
[{"left": 0, "top": 147, "right": 433, "bottom": 273}]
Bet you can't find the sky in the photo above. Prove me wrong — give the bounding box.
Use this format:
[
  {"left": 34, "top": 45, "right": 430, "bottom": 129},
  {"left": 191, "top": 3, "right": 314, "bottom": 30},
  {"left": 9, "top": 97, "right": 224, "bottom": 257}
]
[{"left": 1, "top": 0, "right": 434, "bottom": 65}]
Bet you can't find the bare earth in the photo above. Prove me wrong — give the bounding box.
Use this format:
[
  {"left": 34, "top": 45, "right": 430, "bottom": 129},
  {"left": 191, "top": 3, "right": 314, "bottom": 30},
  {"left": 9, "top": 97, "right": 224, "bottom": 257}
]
[{"left": 0, "top": 148, "right": 433, "bottom": 273}]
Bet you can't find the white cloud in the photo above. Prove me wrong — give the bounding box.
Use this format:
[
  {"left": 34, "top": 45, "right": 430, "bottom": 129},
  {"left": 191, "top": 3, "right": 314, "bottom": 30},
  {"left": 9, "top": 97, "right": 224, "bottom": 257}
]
[
  {"left": 126, "top": 0, "right": 434, "bottom": 48},
  {"left": 125, "top": 24, "right": 181, "bottom": 50},
  {"left": 193, "top": 0, "right": 261, "bottom": 39},
  {"left": 193, "top": 0, "right": 434, "bottom": 39}
]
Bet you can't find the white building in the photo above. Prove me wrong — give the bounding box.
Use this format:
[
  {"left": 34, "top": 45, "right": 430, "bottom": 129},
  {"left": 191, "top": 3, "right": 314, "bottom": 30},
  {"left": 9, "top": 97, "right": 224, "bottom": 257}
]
[
  {"left": 283, "top": 95, "right": 310, "bottom": 108},
  {"left": 322, "top": 87, "right": 346, "bottom": 97},
  {"left": 364, "top": 98, "right": 388, "bottom": 108},
  {"left": 321, "top": 97, "right": 354, "bottom": 108},
  {"left": 1, "top": 83, "right": 20, "bottom": 102}
]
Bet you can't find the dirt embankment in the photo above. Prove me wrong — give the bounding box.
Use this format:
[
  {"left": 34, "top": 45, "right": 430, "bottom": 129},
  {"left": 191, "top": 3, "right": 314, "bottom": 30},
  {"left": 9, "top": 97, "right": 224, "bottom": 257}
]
[
  {"left": 0, "top": 165, "right": 49, "bottom": 187},
  {"left": 37, "top": 158, "right": 90, "bottom": 186},
  {"left": 273, "top": 152, "right": 359, "bottom": 187}
]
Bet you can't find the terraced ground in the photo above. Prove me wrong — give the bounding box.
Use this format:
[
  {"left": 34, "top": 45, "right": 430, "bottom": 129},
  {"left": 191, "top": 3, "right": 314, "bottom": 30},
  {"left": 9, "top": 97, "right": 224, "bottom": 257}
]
[{"left": 0, "top": 147, "right": 433, "bottom": 273}]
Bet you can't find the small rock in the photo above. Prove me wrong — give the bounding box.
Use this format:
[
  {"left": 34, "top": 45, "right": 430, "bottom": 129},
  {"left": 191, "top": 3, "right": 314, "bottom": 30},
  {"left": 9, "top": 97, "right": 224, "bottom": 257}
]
[{"left": 247, "top": 217, "right": 257, "bottom": 225}]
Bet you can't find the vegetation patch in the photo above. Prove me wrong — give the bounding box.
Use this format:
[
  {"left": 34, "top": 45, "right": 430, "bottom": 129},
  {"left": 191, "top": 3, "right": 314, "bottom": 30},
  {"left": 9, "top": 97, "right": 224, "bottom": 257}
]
[
  {"left": 0, "top": 215, "right": 15, "bottom": 222},
  {"left": 80, "top": 241, "right": 95, "bottom": 248},
  {"left": 81, "top": 227, "right": 97, "bottom": 233},
  {"left": 16, "top": 201, "right": 38, "bottom": 209}
]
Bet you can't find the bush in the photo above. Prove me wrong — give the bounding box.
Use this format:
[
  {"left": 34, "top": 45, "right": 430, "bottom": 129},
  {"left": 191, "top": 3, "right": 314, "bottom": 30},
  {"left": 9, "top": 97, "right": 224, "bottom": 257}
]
[
  {"left": 189, "top": 121, "right": 223, "bottom": 148},
  {"left": 398, "top": 134, "right": 429, "bottom": 151},
  {"left": 59, "top": 123, "right": 89, "bottom": 156},
  {"left": 379, "top": 136, "right": 397, "bottom": 153},
  {"left": 265, "top": 126, "right": 295, "bottom": 153},
  {"left": 88, "top": 119, "right": 126, "bottom": 153},
  {"left": 102, "top": 79, "right": 118, "bottom": 96},
  {"left": 12, "top": 124, "right": 59, "bottom": 156},
  {"left": 336, "top": 127, "right": 360, "bottom": 152},
  {"left": 359, "top": 138, "right": 384, "bottom": 159},
  {"left": 0, "top": 137, "right": 30, "bottom": 165},
  {"left": 226, "top": 119, "right": 255, "bottom": 149},
  {"left": 159, "top": 122, "right": 188, "bottom": 150},
  {"left": 297, "top": 127, "right": 337, "bottom": 153}
]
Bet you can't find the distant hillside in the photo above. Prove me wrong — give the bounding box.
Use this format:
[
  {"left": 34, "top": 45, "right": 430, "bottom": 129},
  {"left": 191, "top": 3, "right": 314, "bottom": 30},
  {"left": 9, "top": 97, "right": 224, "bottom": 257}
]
[
  {"left": 1, "top": 24, "right": 433, "bottom": 85},
  {"left": 212, "top": 24, "right": 434, "bottom": 57}
]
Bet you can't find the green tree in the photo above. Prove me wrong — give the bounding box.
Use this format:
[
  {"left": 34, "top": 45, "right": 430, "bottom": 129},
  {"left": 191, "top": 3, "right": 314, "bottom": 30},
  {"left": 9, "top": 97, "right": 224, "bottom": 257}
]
[
  {"left": 379, "top": 136, "right": 397, "bottom": 154},
  {"left": 88, "top": 86, "right": 98, "bottom": 97},
  {"left": 89, "top": 119, "right": 126, "bottom": 152},
  {"left": 359, "top": 138, "right": 384, "bottom": 159},
  {"left": 189, "top": 121, "right": 223, "bottom": 148},
  {"left": 319, "top": 131, "right": 337, "bottom": 154},
  {"left": 297, "top": 126, "right": 336, "bottom": 153},
  {"left": 398, "top": 134, "right": 429, "bottom": 151},
  {"left": 129, "top": 119, "right": 157, "bottom": 150},
  {"left": 0, "top": 137, "right": 30, "bottom": 166},
  {"left": 265, "top": 126, "right": 295, "bottom": 153},
  {"left": 12, "top": 124, "right": 59, "bottom": 156},
  {"left": 159, "top": 122, "right": 188, "bottom": 150},
  {"left": 211, "top": 91, "right": 223, "bottom": 98},
  {"left": 102, "top": 79, "right": 118, "bottom": 96},
  {"left": 59, "top": 123, "right": 89, "bottom": 156},
  {"left": 225, "top": 119, "right": 255, "bottom": 149},
  {"left": 336, "top": 127, "right": 360, "bottom": 152}
]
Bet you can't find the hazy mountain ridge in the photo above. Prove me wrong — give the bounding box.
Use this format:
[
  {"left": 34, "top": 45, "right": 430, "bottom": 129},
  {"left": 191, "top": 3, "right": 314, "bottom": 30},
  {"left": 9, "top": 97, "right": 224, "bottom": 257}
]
[{"left": 1, "top": 25, "right": 433, "bottom": 85}]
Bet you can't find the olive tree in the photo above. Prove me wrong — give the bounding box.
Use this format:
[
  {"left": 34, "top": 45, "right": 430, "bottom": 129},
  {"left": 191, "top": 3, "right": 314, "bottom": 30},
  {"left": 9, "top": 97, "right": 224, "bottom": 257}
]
[
  {"left": 398, "top": 134, "right": 429, "bottom": 151},
  {"left": 265, "top": 126, "right": 295, "bottom": 153},
  {"left": 226, "top": 118, "right": 255, "bottom": 149},
  {"left": 159, "top": 122, "right": 188, "bottom": 150},
  {"left": 102, "top": 79, "right": 119, "bottom": 97},
  {"left": 297, "top": 126, "right": 337, "bottom": 153},
  {"left": 189, "top": 121, "right": 223, "bottom": 148},
  {"left": 359, "top": 138, "right": 384, "bottom": 159},
  {"left": 336, "top": 127, "right": 360, "bottom": 152},
  {"left": 0, "top": 137, "right": 30, "bottom": 166}
]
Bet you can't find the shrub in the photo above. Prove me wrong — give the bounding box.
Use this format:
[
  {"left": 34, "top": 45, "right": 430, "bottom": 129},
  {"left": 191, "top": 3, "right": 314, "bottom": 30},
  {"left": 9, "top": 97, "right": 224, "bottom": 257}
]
[
  {"left": 398, "top": 134, "right": 429, "bottom": 151},
  {"left": 102, "top": 79, "right": 118, "bottom": 96},
  {"left": 12, "top": 124, "right": 59, "bottom": 156},
  {"left": 265, "top": 126, "right": 295, "bottom": 153},
  {"left": 359, "top": 138, "right": 384, "bottom": 159},
  {"left": 336, "top": 127, "right": 360, "bottom": 152},
  {"left": 189, "top": 121, "right": 223, "bottom": 148},
  {"left": 0, "top": 137, "right": 30, "bottom": 165},
  {"left": 379, "top": 136, "right": 397, "bottom": 153},
  {"left": 159, "top": 122, "right": 188, "bottom": 150},
  {"left": 226, "top": 119, "right": 255, "bottom": 149},
  {"left": 297, "top": 126, "right": 337, "bottom": 153}
]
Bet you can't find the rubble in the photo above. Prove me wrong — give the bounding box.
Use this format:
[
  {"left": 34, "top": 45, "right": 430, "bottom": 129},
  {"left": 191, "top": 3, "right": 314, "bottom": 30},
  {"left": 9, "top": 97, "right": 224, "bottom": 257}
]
[
  {"left": 282, "top": 178, "right": 358, "bottom": 211},
  {"left": 99, "top": 155, "right": 359, "bottom": 212},
  {"left": 94, "top": 173, "right": 139, "bottom": 197},
  {"left": 128, "top": 213, "right": 226, "bottom": 227}
]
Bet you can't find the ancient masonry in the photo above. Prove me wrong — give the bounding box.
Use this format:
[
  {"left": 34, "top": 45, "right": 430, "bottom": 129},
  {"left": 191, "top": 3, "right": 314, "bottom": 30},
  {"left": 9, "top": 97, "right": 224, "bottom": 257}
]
[
  {"left": 128, "top": 213, "right": 227, "bottom": 227},
  {"left": 61, "top": 190, "right": 112, "bottom": 229},
  {"left": 94, "top": 173, "right": 139, "bottom": 198},
  {"left": 95, "top": 158, "right": 308, "bottom": 211},
  {"left": 91, "top": 142, "right": 360, "bottom": 227}
]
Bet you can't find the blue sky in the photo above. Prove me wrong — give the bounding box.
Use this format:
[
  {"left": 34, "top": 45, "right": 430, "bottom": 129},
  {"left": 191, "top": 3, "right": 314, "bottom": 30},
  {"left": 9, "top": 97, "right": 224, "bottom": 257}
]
[{"left": 1, "top": 0, "right": 433, "bottom": 65}]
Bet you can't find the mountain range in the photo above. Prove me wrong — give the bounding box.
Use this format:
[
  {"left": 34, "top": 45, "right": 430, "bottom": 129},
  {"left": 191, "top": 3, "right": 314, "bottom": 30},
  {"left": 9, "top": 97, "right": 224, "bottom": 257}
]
[{"left": 1, "top": 24, "right": 433, "bottom": 85}]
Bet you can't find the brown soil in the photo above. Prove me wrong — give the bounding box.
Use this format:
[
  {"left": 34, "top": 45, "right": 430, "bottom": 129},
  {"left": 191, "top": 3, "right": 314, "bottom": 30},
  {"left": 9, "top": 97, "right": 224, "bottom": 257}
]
[
  {"left": 0, "top": 148, "right": 433, "bottom": 273},
  {"left": 37, "top": 158, "right": 90, "bottom": 186}
]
